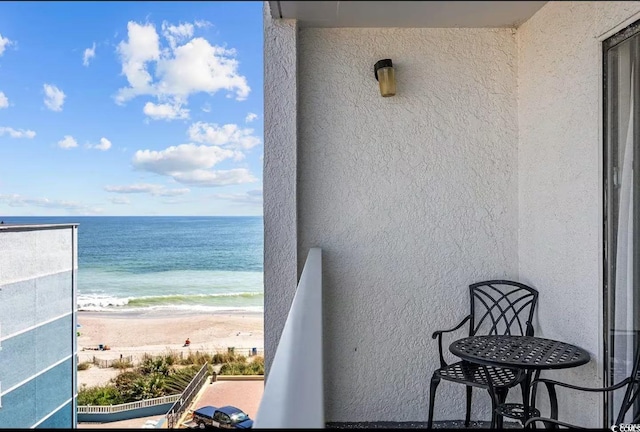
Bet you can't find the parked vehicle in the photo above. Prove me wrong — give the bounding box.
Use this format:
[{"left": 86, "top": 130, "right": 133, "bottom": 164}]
[{"left": 192, "top": 405, "right": 253, "bottom": 429}]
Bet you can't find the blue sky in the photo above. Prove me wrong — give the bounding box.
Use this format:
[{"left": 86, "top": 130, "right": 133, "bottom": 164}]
[{"left": 0, "top": 1, "right": 263, "bottom": 216}]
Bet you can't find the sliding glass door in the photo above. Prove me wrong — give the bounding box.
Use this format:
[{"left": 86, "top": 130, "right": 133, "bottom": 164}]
[{"left": 604, "top": 20, "right": 640, "bottom": 425}]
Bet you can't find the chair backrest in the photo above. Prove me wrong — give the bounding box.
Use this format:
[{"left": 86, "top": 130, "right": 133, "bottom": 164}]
[{"left": 468, "top": 280, "right": 538, "bottom": 337}]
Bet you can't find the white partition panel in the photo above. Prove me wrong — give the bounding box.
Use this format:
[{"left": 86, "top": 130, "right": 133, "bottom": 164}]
[{"left": 254, "top": 248, "right": 323, "bottom": 428}]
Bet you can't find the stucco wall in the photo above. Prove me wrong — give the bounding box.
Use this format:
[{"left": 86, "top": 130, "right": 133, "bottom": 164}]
[
  {"left": 517, "top": 1, "right": 640, "bottom": 427},
  {"left": 262, "top": 2, "right": 298, "bottom": 377},
  {"left": 297, "top": 28, "right": 519, "bottom": 422}
]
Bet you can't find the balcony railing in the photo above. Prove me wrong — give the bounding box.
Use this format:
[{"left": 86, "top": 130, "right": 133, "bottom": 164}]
[
  {"left": 254, "top": 248, "right": 324, "bottom": 428},
  {"left": 77, "top": 394, "right": 181, "bottom": 414}
]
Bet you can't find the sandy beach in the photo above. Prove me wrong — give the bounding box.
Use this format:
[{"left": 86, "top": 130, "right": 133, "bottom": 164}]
[{"left": 76, "top": 310, "right": 264, "bottom": 388}]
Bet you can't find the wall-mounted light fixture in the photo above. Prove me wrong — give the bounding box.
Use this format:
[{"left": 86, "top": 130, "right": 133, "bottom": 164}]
[{"left": 374, "top": 59, "right": 396, "bottom": 97}]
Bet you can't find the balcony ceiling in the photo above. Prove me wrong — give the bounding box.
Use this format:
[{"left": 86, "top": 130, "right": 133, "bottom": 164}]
[{"left": 270, "top": 1, "right": 548, "bottom": 28}]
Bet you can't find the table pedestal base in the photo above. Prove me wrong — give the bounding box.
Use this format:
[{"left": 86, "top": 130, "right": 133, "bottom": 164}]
[{"left": 495, "top": 403, "right": 541, "bottom": 422}]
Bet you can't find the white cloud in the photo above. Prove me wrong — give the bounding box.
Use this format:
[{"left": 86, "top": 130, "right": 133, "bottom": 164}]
[
  {"left": 0, "top": 35, "right": 13, "bottom": 118},
  {"left": 58, "top": 135, "right": 78, "bottom": 149},
  {"left": 87, "top": 137, "right": 112, "bottom": 151},
  {"left": 201, "top": 103, "right": 211, "bottom": 113},
  {"left": 161, "top": 21, "right": 194, "bottom": 49},
  {"left": 171, "top": 168, "right": 257, "bottom": 187},
  {"left": 131, "top": 143, "right": 257, "bottom": 187},
  {"left": 132, "top": 144, "right": 235, "bottom": 174},
  {"left": 108, "top": 196, "right": 131, "bottom": 205},
  {"left": 115, "top": 20, "right": 250, "bottom": 120},
  {"left": 212, "top": 189, "right": 263, "bottom": 205},
  {"left": 43, "top": 84, "right": 66, "bottom": 111},
  {"left": 96, "top": 137, "right": 112, "bottom": 151},
  {"left": 83, "top": 42, "right": 96, "bottom": 66},
  {"left": 116, "top": 22, "right": 160, "bottom": 98},
  {"left": 187, "top": 122, "right": 261, "bottom": 150},
  {"left": 245, "top": 112, "right": 257, "bottom": 123},
  {"left": 154, "top": 187, "right": 190, "bottom": 197},
  {"left": 194, "top": 20, "right": 212, "bottom": 29},
  {"left": 0, "top": 33, "right": 12, "bottom": 56},
  {"left": 143, "top": 101, "right": 189, "bottom": 120},
  {"left": 0, "top": 193, "right": 103, "bottom": 214},
  {"left": 158, "top": 39, "right": 250, "bottom": 100},
  {"left": 0, "top": 126, "right": 36, "bottom": 139},
  {"left": 104, "top": 183, "right": 190, "bottom": 197}
]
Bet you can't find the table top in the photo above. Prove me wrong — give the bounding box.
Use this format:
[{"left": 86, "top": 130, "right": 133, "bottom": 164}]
[{"left": 449, "top": 335, "right": 590, "bottom": 370}]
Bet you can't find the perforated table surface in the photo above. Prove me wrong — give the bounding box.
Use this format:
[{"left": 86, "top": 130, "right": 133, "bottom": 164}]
[
  {"left": 449, "top": 335, "right": 590, "bottom": 427},
  {"left": 450, "top": 335, "right": 590, "bottom": 370}
]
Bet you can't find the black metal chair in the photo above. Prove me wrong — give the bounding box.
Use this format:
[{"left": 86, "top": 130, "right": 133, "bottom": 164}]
[
  {"left": 427, "top": 280, "right": 539, "bottom": 429},
  {"left": 524, "top": 344, "right": 640, "bottom": 429}
]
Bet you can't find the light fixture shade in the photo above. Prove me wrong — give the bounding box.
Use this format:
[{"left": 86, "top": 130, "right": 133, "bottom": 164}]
[{"left": 374, "top": 59, "right": 396, "bottom": 97}]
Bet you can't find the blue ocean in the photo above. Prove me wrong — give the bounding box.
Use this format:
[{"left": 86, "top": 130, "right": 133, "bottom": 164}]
[{"left": 3, "top": 216, "right": 264, "bottom": 314}]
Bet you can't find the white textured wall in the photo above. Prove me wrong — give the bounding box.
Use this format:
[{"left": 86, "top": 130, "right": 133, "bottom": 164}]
[
  {"left": 518, "top": 1, "right": 640, "bottom": 427},
  {"left": 0, "top": 228, "right": 76, "bottom": 284},
  {"left": 263, "top": 2, "right": 299, "bottom": 377},
  {"left": 297, "top": 28, "right": 519, "bottom": 422}
]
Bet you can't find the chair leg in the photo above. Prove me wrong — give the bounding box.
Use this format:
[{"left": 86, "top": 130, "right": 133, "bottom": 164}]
[
  {"left": 495, "top": 388, "right": 507, "bottom": 429},
  {"left": 427, "top": 375, "right": 441, "bottom": 429},
  {"left": 465, "top": 385, "right": 472, "bottom": 427},
  {"left": 489, "top": 389, "right": 498, "bottom": 429}
]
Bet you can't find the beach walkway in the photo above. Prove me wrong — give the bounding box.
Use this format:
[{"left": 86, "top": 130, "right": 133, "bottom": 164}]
[
  {"left": 77, "top": 378, "right": 264, "bottom": 429},
  {"left": 177, "top": 378, "right": 264, "bottom": 428}
]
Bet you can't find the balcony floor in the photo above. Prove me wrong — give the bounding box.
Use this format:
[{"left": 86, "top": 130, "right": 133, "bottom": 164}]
[{"left": 326, "top": 420, "right": 521, "bottom": 428}]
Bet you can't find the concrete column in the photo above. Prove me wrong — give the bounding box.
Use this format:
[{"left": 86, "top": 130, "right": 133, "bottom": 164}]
[{"left": 263, "top": 1, "right": 298, "bottom": 377}]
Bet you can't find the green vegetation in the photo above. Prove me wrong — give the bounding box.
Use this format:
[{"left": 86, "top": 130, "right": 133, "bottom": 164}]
[
  {"left": 78, "top": 350, "right": 264, "bottom": 406},
  {"left": 78, "top": 355, "right": 201, "bottom": 406},
  {"left": 219, "top": 356, "right": 264, "bottom": 375},
  {"left": 213, "top": 351, "right": 247, "bottom": 364},
  {"left": 77, "top": 361, "right": 92, "bottom": 371},
  {"left": 78, "top": 385, "right": 125, "bottom": 406},
  {"left": 111, "top": 358, "right": 134, "bottom": 369}
]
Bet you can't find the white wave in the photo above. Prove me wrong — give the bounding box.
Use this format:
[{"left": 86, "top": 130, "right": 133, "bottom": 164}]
[
  {"left": 142, "top": 304, "right": 263, "bottom": 313},
  {"left": 126, "top": 291, "right": 263, "bottom": 300},
  {"left": 77, "top": 293, "right": 263, "bottom": 312},
  {"left": 79, "top": 303, "right": 263, "bottom": 314},
  {"left": 77, "top": 295, "right": 130, "bottom": 311}
]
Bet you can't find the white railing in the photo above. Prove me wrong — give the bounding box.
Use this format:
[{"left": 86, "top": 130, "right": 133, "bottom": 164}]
[
  {"left": 77, "top": 394, "right": 181, "bottom": 414},
  {"left": 254, "top": 248, "right": 324, "bottom": 428}
]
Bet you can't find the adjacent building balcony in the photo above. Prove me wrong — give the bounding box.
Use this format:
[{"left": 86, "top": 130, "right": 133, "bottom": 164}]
[{"left": 0, "top": 223, "right": 78, "bottom": 428}]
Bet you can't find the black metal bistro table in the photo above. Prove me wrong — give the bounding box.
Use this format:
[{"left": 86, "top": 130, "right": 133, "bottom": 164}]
[{"left": 450, "top": 335, "right": 590, "bottom": 428}]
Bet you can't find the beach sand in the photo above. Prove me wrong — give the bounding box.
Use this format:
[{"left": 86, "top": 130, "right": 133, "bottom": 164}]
[{"left": 76, "top": 310, "right": 264, "bottom": 388}]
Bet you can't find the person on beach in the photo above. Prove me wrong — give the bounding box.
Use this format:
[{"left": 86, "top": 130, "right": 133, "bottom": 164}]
[{"left": 184, "top": 338, "right": 191, "bottom": 347}]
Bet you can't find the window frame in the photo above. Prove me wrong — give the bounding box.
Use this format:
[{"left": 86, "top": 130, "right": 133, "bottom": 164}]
[{"left": 603, "top": 18, "right": 640, "bottom": 427}]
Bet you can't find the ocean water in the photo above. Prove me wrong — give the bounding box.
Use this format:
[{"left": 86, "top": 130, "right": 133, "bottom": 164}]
[{"left": 4, "top": 216, "right": 264, "bottom": 314}]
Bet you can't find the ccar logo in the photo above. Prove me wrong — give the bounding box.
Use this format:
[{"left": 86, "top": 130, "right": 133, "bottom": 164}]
[{"left": 613, "top": 424, "right": 640, "bottom": 432}]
